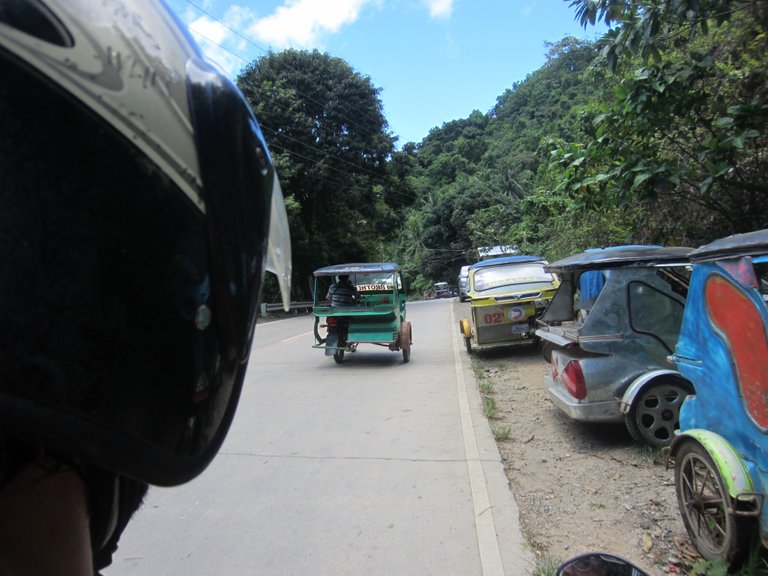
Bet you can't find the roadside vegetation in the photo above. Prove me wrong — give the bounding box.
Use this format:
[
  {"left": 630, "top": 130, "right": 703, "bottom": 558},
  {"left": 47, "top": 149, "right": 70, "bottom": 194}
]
[{"left": 239, "top": 0, "right": 768, "bottom": 304}]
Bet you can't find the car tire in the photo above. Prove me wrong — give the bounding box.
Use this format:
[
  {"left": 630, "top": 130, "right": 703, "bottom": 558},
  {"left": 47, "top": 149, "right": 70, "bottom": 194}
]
[
  {"left": 625, "top": 380, "right": 693, "bottom": 447},
  {"left": 541, "top": 341, "right": 554, "bottom": 363}
]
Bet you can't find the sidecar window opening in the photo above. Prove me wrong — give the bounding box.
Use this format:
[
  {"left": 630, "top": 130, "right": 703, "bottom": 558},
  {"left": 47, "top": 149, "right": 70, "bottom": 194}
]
[
  {"left": 754, "top": 257, "right": 768, "bottom": 309},
  {"left": 627, "top": 280, "right": 685, "bottom": 352}
]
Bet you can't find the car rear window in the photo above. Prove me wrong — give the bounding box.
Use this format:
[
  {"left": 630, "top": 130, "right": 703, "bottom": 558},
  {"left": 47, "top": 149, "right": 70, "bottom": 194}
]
[{"left": 472, "top": 264, "right": 554, "bottom": 293}]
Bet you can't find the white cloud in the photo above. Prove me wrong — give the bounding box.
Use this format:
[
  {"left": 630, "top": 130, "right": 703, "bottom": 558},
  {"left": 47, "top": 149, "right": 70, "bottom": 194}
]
[
  {"left": 180, "top": 0, "right": 456, "bottom": 76},
  {"left": 423, "top": 0, "right": 453, "bottom": 19},
  {"left": 247, "top": 0, "right": 371, "bottom": 49},
  {"left": 221, "top": 5, "right": 259, "bottom": 52},
  {"left": 188, "top": 15, "right": 245, "bottom": 75},
  {"left": 189, "top": 15, "right": 231, "bottom": 45}
]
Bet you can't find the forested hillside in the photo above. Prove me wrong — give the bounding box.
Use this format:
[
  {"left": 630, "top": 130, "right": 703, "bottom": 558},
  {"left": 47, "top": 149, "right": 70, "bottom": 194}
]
[{"left": 238, "top": 0, "right": 768, "bottom": 301}]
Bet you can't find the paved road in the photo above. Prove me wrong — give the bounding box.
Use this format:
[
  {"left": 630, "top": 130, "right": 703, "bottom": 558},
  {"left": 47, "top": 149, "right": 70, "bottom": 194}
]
[{"left": 107, "top": 299, "right": 531, "bottom": 575}]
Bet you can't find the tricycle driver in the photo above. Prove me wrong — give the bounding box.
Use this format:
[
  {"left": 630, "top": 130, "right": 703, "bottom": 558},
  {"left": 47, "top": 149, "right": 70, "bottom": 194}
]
[
  {"left": 325, "top": 275, "right": 359, "bottom": 349},
  {"left": 327, "top": 274, "right": 360, "bottom": 306}
]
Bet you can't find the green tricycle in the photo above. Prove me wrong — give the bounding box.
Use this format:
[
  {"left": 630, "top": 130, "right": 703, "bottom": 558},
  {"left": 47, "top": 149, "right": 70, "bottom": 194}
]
[{"left": 312, "top": 263, "right": 412, "bottom": 364}]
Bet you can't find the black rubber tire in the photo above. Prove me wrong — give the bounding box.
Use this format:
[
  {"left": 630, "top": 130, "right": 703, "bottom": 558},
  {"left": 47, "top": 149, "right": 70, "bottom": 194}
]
[
  {"left": 333, "top": 349, "right": 344, "bottom": 364},
  {"left": 541, "top": 341, "right": 553, "bottom": 363},
  {"left": 674, "top": 440, "right": 753, "bottom": 565},
  {"left": 625, "top": 380, "right": 692, "bottom": 447},
  {"left": 400, "top": 321, "right": 412, "bottom": 363},
  {"left": 464, "top": 336, "right": 472, "bottom": 354}
]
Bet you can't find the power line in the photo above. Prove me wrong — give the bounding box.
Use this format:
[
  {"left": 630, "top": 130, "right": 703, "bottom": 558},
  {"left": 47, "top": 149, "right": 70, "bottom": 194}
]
[
  {"left": 259, "top": 124, "right": 388, "bottom": 183},
  {"left": 177, "top": 1, "right": 424, "bottom": 204},
  {"left": 268, "top": 140, "right": 418, "bottom": 205},
  {"left": 182, "top": 0, "right": 389, "bottom": 137}
]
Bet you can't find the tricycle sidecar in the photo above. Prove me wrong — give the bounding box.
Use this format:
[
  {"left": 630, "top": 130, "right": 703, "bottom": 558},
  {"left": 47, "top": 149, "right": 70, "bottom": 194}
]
[
  {"left": 312, "top": 263, "right": 412, "bottom": 364},
  {"left": 459, "top": 255, "right": 559, "bottom": 353},
  {"left": 667, "top": 228, "right": 768, "bottom": 565}
]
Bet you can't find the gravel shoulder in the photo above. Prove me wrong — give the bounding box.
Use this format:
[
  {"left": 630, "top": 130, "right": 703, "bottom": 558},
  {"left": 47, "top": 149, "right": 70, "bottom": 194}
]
[{"left": 469, "top": 342, "right": 696, "bottom": 575}]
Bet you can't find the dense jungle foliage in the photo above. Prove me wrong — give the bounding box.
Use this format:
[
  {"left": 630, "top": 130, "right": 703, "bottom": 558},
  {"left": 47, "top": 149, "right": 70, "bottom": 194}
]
[{"left": 237, "top": 0, "right": 768, "bottom": 300}]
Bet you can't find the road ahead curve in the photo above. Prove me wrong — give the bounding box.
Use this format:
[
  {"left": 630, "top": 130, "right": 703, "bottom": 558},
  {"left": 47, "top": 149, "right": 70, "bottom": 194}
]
[{"left": 107, "top": 299, "right": 531, "bottom": 575}]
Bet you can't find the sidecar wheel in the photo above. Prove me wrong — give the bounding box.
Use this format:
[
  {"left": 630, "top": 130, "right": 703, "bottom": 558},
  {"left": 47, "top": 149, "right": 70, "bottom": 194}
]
[
  {"left": 674, "top": 440, "right": 753, "bottom": 565},
  {"left": 333, "top": 349, "right": 345, "bottom": 364},
  {"left": 399, "top": 321, "right": 412, "bottom": 363}
]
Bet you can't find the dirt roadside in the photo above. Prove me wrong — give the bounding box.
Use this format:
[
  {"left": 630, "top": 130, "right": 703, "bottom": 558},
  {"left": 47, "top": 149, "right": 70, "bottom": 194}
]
[{"left": 470, "top": 342, "right": 698, "bottom": 575}]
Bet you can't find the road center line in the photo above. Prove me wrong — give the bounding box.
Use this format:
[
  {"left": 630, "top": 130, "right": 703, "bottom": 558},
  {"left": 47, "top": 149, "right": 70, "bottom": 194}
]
[
  {"left": 278, "top": 330, "right": 313, "bottom": 344},
  {"left": 252, "top": 330, "right": 313, "bottom": 353},
  {"left": 451, "top": 305, "right": 506, "bottom": 576}
]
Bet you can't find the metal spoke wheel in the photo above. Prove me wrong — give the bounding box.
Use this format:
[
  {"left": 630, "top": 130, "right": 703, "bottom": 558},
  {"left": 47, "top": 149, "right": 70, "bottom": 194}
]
[
  {"left": 674, "top": 440, "right": 751, "bottom": 564},
  {"left": 625, "top": 381, "right": 692, "bottom": 447}
]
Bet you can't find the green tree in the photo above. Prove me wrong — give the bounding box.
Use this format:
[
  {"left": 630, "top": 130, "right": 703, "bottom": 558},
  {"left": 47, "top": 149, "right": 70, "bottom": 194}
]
[
  {"left": 237, "top": 49, "right": 398, "bottom": 295},
  {"left": 563, "top": 0, "right": 768, "bottom": 242}
]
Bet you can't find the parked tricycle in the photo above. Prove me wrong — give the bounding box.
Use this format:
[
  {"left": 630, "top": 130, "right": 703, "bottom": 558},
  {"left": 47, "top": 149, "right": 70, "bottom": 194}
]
[
  {"left": 535, "top": 246, "right": 693, "bottom": 447},
  {"left": 312, "top": 263, "right": 412, "bottom": 364},
  {"left": 667, "top": 229, "right": 768, "bottom": 566},
  {"left": 459, "top": 255, "right": 559, "bottom": 353}
]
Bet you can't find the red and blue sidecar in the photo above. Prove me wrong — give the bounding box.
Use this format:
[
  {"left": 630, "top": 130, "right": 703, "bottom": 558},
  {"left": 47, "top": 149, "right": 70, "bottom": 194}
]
[{"left": 668, "top": 229, "right": 768, "bottom": 565}]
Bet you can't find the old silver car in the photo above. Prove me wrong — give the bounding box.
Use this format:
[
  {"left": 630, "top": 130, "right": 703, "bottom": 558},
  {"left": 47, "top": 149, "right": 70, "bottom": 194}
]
[{"left": 536, "top": 246, "right": 693, "bottom": 447}]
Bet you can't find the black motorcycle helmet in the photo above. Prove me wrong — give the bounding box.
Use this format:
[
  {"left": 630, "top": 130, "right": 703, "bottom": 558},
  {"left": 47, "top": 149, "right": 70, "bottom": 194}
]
[{"left": 0, "top": 0, "right": 291, "bottom": 487}]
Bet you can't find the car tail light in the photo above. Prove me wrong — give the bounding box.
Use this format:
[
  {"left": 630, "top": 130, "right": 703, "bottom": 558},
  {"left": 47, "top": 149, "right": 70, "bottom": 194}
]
[{"left": 562, "top": 360, "right": 586, "bottom": 400}]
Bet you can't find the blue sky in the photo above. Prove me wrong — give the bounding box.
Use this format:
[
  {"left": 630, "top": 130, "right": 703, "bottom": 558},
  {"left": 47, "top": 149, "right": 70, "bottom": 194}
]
[{"left": 167, "top": 0, "right": 605, "bottom": 146}]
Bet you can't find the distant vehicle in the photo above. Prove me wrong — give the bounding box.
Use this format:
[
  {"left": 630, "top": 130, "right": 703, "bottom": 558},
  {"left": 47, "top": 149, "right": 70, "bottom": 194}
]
[
  {"left": 459, "top": 255, "right": 558, "bottom": 353},
  {"left": 667, "top": 229, "right": 768, "bottom": 566},
  {"left": 434, "top": 281, "right": 451, "bottom": 298},
  {"left": 536, "top": 246, "right": 693, "bottom": 447},
  {"left": 311, "top": 263, "right": 412, "bottom": 364},
  {"left": 458, "top": 265, "right": 470, "bottom": 302}
]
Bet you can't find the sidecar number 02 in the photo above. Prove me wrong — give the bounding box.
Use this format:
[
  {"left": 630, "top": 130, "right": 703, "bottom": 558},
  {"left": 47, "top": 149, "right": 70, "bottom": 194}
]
[{"left": 481, "top": 306, "right": 527, "bottom": 325}]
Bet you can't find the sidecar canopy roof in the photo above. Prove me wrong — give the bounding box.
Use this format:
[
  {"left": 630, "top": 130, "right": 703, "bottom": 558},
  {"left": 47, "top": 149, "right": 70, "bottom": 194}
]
[
  {"left": 545, "top": 246, "right": 691, "bottom": 273},
  {"left": 689, "top": 229, "right": 768, "bottom": 262},
  {"left": 313, "top": 262, "right": 401, "bottom": 277}
]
